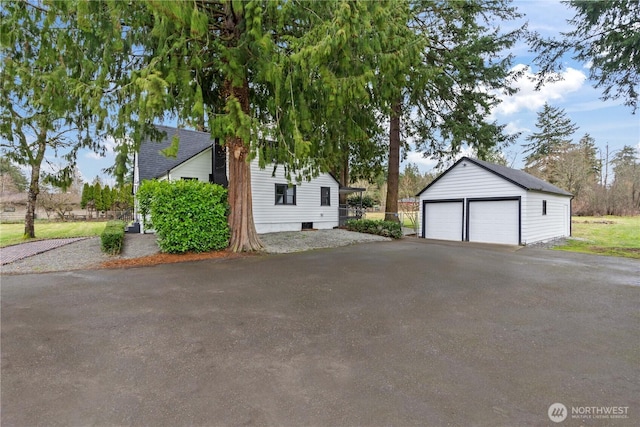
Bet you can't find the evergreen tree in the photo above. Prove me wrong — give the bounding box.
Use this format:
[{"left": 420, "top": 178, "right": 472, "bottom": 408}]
[
  {"left": 102, "top": 185, "right": 113, "bottom": 212},
  {"left": 610, "top": 145, "right": 640, "bottom": 213},
  {"left": 80, "top": 183, "right": 92, "bottom": 210},
  {"left": 530, "top": 0, "right": 640, "bottom": 111},
  {"left": 93, "top": 182, "right": 103, "bottom": 213},
  {"left": 522, "top": 103, "right": 578, "bottom": 184},
  {"left": 0, "top": 157, "right": 28, "bottom": 192},
  {"left": 380, "top": 0, "right": 522, "bottom": 221}
]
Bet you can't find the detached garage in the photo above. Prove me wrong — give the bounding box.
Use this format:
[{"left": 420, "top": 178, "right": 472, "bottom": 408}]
[{"left": 417, "top": 157, "right": 572, "bottom": 245}]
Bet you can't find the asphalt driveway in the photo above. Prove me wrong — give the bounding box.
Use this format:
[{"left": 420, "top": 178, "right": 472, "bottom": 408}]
[{"left": 1, "top": 239, "right": 638, "bottom": 426}]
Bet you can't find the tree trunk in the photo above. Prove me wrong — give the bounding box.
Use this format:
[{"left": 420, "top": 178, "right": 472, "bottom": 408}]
[
  {"left": 338, "top": 153, "right": 349, "bottom": 206},
  {"left": 385, "top": 101, "right": 401, "bottom": 222},
  {"left": 225, "top": 79, "right": 264, "bottom": 252},
  {"left": 23, "top": 133, "right": 47, "bottom": 239}
]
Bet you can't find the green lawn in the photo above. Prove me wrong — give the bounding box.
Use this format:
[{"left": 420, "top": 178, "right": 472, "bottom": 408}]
[
  {"left": 0, "top": 221, "right": 109, "bottom": 247},
  {"left": 555, "top": 216, "right": 640, "bottom": 259},
  {"left": 365, "top": 211, "right": 418, "bottom": 228}
]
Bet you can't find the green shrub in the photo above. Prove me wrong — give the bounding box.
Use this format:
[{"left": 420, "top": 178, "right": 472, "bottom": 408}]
[
  {"left": 345, "top": 218, "right": 402, "bottom": 239},
  {"left": 138, "top": 180, "right": 229, "bottom": 253},
  {"left": 101, "top": 220, "right": 125, "bottom": 255},
  {"left": 347, "top": 194, "right": 376, "bottom": 208}
]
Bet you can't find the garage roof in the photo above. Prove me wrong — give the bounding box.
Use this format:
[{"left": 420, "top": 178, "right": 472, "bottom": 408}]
[{"left": 416, "top": 156, "right": 573, "bottom": 197}]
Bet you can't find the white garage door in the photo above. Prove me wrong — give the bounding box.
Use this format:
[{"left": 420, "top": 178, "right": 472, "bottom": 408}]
[
  {"left": 423, "top": 201, "right": 463, "bottom": 241},
  {"left": 468, "top": 200, "right": 519, "bottom": 245}
]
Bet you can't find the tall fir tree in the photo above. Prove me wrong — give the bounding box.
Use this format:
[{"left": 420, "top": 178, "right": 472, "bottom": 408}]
[
  {"left": 379, "top": 0, "right": 523, "bottom": 221},
  {"left": 522, "top": 103, "right": 579, "bottom": 184}
]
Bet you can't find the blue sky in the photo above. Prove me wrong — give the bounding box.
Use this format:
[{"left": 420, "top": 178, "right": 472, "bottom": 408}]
[
  {"left": 407, "top": 0, "right": 639, "bottom": 173},
  {"left": 72, "top": 0, "right": 639, "bottom": 184}
]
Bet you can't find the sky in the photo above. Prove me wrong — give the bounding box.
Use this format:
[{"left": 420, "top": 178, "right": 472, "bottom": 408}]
[{"left": 44, "top": 0, "right": 640, "bottom": 185}]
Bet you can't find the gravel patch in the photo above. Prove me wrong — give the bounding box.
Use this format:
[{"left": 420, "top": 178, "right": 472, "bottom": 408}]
[
  {"left": 259, "top": 229, "right": 392, "bottom": 253},
  {"left": 1, "top": 234, "right": 161, "bottom": 275},
  {"left": 1, "top": 230, "right": 391, "bottom": 274},
  {"left": 524, "top": 237, "right": 575, "bottom": 249},
  {"left": 0, "top": 238, "right": 88, "bottom": 265}
]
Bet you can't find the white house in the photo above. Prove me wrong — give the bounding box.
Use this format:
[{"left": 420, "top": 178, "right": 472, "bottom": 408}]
[
  {"left": 416, "top": 157, "right": 573, "bottom": 245},
  {"left": 132, "top": 126, "right": 341, "bottom": 233}
]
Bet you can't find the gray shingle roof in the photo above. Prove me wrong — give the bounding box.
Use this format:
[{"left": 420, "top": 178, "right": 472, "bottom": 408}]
[
  {"left": 138, "top": 126, "right": 214, "bottom": 181},
  {"left": 416, "top": 156, "right": 573, "bottom": 197}
]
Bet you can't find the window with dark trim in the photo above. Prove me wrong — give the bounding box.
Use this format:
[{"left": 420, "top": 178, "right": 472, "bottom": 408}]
[
  {"left": 321, "top": 186, "right": 331, "bottom": 206},
  {"left": 275, "top": 183, "right": 296, "bottom": 205},
  {"left": 542, "top": 200, "right": 547, "bottom": 215}
]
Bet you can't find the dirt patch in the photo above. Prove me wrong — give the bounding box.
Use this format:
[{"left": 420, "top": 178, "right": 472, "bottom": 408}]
[
  {"left": 572, "top": 219, "right": 616, "bottom": 224},
  {"left": 99, "top": 250, "right": 255, "bottom": 269}
]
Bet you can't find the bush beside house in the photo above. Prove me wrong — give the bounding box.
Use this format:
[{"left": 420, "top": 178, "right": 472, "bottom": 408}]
[
  {"left": 138, "top": 180, "right": 229, "bottom": 253},
  {"left": 101, "top": 220, "right": 125, "bottom": 254}
]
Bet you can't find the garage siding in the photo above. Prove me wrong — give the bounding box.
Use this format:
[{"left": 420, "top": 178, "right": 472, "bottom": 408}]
[
  {"left": 417, "top": 161, "right": 525, "bottom": 237},
  {"left": 521, "top": 192, "right": 571, "bottom": 244}
]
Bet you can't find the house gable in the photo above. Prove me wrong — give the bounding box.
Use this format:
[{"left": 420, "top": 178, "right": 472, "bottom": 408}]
[
  {"left": 416, "top": 156, "right": 572, "bottom": 197},
  {"left": 418, "top": 159, "right": 526, "bottom": 200},
  {"left": 167, "top": 147, "right": 214, "bottom": 182},
  {"left": 137, "top": 126, "right": 214, "bottom": 181}
]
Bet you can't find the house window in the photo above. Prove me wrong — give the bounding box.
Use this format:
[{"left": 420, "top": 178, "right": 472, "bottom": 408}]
[
  {"left": 275, "top": 184, "right": 296, "bottom": 205},
  {"left": 321, "top": 187, "right": 331, "bottom": 206},
  {"left": 542, "top": 200, "right": 547, "bottom": 215}
]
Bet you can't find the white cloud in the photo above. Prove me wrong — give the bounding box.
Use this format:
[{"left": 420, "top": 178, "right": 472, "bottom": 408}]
[
  {"left": 504, "top": 121, "right": 530, "bottom": 136},
  {"left": 493, "top": 64, "right": 587, "bottom": 117},
  {"left": 84, "top": 135, "right": 117, "bottom": 160},
  {"left": 403, "top": 151, "right": 438, "bottom": 174}
]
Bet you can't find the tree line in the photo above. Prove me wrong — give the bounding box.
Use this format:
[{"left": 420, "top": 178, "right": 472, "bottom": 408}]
[
  {"left": 80, "top": 182, "right": 133, "bottom": 219},
  {"left": 523, "top": 103, "right": 639, "bottom": 215}
]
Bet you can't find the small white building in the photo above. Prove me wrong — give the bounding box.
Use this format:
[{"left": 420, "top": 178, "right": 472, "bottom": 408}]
[
  {"left": 416, "top": 157, "right": 573, "bottom": 245},
  {"left": 133, "top": 126, "right": 341, "bottom": 233}
]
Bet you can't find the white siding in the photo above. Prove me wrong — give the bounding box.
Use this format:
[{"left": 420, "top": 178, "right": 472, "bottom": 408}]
[
  {"left": 251, "top": 160, "right": 339, "bottom": 233},
  {"left": 521, "top": 192, "right": 571, "bottom": 244},
  {"left": 418, "top": 161, "right": 525, "bottom": 237},
  {"left": 169, "top": 149, "right": 212, "bottom": 182},
  {"left": 417, "top": 160, "right": 572, "bottom": 244}
]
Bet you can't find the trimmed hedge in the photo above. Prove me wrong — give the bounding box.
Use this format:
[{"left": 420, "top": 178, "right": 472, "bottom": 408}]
[
  {"left": 345, "top": 218, "right": 403, "bottom": 239},
  {"left": 101, "top": 220, "right": 125, "bottom": 255},
  {"left": 138, "top": 180, "right": 229, "bottom": 253}
]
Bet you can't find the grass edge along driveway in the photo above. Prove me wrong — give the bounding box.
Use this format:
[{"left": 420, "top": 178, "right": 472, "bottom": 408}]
[
  {"left": 555, "top": 215, "right": 639, "bottom": 259},
  {"left": 0, "top": 221, "right": 108, "bottom": 248}
]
